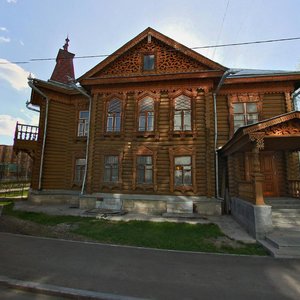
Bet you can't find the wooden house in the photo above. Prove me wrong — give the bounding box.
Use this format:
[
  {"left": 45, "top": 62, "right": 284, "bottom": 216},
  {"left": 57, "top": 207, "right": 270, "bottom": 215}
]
[{"left": 14, "top": 28, "right": 300, "bottom": 235}]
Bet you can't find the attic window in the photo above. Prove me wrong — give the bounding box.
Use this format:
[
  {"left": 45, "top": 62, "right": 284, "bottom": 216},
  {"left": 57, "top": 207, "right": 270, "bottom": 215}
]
[{"left": 143, "top": 54, "right": 155, "bottom": 71}]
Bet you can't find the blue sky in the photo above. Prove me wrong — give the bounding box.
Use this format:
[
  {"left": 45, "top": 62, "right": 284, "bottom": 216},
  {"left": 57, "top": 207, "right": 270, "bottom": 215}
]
[{"left": 1, "top": 0, "right": 300, "bottom": 145}]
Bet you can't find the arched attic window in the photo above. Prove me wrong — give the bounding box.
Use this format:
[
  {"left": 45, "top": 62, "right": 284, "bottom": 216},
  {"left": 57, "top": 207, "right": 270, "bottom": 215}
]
[
  {"left": 106, "top": 99, "right": 122, "bottom": 132},
  {"left": 138, "top": 97, "right": 154, "bottom": 131},
  {"left": 174, "top": 95, "right": 191, "bottom": 131}
]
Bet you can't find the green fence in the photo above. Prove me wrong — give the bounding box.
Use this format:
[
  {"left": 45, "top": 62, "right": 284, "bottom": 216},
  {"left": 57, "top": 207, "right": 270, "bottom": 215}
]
[{"left": 0, "top": 181, "right": 30, "bottom": 198}]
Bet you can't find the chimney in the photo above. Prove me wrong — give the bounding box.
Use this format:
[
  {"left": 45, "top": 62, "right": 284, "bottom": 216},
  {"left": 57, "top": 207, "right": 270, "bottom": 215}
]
[{"left": 50, "top": 36, "right": 75, "bottom": 84}]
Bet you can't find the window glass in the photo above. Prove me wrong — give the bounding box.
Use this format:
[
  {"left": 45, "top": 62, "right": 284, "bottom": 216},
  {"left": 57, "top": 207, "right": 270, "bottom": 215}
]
[
  {"left": 143, "top": 55, "right": 155, "bottom": 70},
  {"left": 139, "top": 97, "right": 154, "bottom": 132},
  {"left": 104, "top": 155, "right": 119, "bottom": 182},
  {"left": 233, "top": 103, "right": 244, "bottom": 113},
  {"left": 137, "top": 156, "right": 153, "bottom": 184},
  {"left": 107, "top": 99, "right": 121, "bottom": 132},
  {"left": 174, "top": 156, "right": 192, "bottom": 187},
  {"left": 246, "top": 103, "right": 258, "bottom": 113},
  {"left": 75, "top": 158, "right": 86, "bottom": 183},
  {"left": 174, "top": 95, "right": 191, "bottom": 131},
  {"left": 78, "top": 111, "right": 89, "bottom": 137}
]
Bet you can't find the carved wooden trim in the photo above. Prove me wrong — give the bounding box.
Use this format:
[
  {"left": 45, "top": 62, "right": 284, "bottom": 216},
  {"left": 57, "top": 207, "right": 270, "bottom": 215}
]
[
  {"left": 285, "top": 92, "right": 293, "bottom": 112},
  {"left": 132, "top": 145, "right": 157, "bottom": 191},
  {"left": 100, "top": 150, "right": 123, "bottom": 190},
  {"left": 249, "top": 132, "right": 265, "bottom": 149},
  {"left": 101, "top": 93, "right": 126, "bottom": 139}
]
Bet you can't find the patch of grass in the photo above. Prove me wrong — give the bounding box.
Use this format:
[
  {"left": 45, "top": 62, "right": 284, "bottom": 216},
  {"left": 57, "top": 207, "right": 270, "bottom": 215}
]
[
  {"left": 3, "top": 205, "right": 268, "bottom": 255},
  {"left": 3, "top": 204, "right": 83, "bottom": 226}
]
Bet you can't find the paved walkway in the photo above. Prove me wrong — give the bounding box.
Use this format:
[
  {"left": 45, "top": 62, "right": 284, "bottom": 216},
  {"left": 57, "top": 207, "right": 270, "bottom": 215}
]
[{"left": 13, "top": 201, "right": 256, "bottom": 243}]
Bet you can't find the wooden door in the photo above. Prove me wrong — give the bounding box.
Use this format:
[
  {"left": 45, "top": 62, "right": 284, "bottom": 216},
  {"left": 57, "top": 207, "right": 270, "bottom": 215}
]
[{"left": 245, "top": 152, "right": 279, "bottom": 197}]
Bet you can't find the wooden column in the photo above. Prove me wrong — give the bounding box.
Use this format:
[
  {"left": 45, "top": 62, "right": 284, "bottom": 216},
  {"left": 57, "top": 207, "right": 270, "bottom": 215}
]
[{"left": 252, "top": 146, "right": 265, "bottom": 205}]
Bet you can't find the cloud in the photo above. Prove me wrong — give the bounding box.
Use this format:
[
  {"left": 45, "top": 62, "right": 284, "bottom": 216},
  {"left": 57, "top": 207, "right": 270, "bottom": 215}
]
[
  {"left": 0, "top": 115, "right": 25, "bottom": 137},
  {"left": 0, "top": 36, "right": 10, "bottom": 43},
  {"left": 0, "top": 27, "right": 8, "bottom": 32},
  {"left": 20, "top": 109, "right": 39, "bottom": 126},
  {"left": 19, "top": 40, "right": 24, "bottom": 46},
  {"left": 6, "top": 0, "right": 17, "bottom": 3},
  {"left": 158, "top": 21, "right": 224, "bottom": 64},
  {"left": 0, "top": 59, "right": 30, "bottom": 90}
]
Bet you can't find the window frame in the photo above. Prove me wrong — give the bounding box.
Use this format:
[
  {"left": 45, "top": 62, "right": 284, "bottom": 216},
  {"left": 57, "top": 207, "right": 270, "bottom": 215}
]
[
  {"left": 138, "top": 96, "right": 155, "bottom": 132},
  {"left": 77, "top": 110, "right": 89, "bottom": 137},
  {"left": 233, "top": 102, "right": 259, "bottom": 132},
  {"left": 174, "top": 156, "right": 192, "bottom": 187},
  {"left": 103, "top": 155, "right": 119, "bottom": 183},
  {"left": 136, "top": 155, "right": 153, "bottom": 185},
  {"left": 169, "top": 91, "right": 196, "bottom": 138},
  {"left": 142, "top": 53, "right": 156, "bottom": 71},
  {"left": 133, "top": 146, "right": 157, "bottom": 191},
  {"left": 169, "top": 147, "right": 197, "bottom": 193},
  {"left": 228, "top": 93, "right": 262, "bottom": 136},
  {"left": 74, "top": 158, "right": 86, "bottom": 185}
]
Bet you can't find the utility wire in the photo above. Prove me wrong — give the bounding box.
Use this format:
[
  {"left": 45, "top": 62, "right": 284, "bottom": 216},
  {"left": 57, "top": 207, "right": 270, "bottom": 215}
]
[
  {"left": 211, "top": 0, "right": 230, "bottom": 60},
  {"left": 1, "top": 36, "right": 300, "bottom": 65}
]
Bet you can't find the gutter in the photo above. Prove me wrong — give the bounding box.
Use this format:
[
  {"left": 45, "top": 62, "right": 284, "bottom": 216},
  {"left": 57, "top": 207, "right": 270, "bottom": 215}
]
[
  {"left": 72, "top": 83, "right": 92, "bottom": 196},
  {"left": 213, "top": 69, "right": 241, "bottom": 199},
  {"left": 28, "top": 79, "right": 49, "bottom": 190},
  {"left": 26, "top": 100, "right": 40, "bottom": 113}
]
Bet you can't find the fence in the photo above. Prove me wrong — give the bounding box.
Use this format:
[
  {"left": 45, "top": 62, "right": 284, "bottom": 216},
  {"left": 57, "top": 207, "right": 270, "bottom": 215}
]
[{"left": 0, "top": 180, "right": 30, "bottom": 199}]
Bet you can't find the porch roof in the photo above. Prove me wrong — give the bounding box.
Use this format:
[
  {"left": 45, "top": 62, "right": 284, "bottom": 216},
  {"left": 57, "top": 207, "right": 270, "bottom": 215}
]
[{"left": 220, "top": 111, "right": 300, "bottom": 156}]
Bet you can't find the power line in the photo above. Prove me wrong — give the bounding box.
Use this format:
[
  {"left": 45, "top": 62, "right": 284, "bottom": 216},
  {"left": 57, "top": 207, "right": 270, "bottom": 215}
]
[{"left": 1, "top": 36, "right": 300, "bottom": 65}]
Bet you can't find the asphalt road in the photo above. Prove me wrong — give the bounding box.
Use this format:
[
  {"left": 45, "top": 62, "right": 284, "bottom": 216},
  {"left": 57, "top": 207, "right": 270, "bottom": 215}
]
[{"left": 0, "top": 232, "right": 300, "bottom": 300}]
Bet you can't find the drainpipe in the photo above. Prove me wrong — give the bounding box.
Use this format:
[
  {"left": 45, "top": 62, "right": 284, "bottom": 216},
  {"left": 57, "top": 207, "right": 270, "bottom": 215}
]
[
  {"left": 213, "top": 69, "right": 241, "bottom": 199},
  {"left": 28, "top": 79, "right": 49, "bottom": 190},
  {"left": 26, "top": 100, "right": 40, "bottom": 113},
  {"left": 72, "top": 83, "right": 92, "bottom": 195}
]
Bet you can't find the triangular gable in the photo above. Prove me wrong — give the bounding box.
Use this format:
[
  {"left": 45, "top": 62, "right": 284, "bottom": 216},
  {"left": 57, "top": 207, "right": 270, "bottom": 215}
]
[{"left": 79, "top": 27, "right": 226, "bottom": 81}]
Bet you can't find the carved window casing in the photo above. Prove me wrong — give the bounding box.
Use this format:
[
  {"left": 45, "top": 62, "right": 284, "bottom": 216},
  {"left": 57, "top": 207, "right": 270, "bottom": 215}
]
[
  {"left": 100, "top": 151, "right": 123, "bottom": 190},
  {"left": 169, "top": 90, "right": 196, "bottom": 138},
  {"left": 135, "top": 92, "right": 159, "bottom": 139},
  {"left": 133, "top": 146, "right": 157, "bottom": 191},
  {"left": 228, "top": 93, "right": 263, "bottom": 136},
  {"left": 169, "top": 147, "right": 197, "bottom": 193},
  {"left": 102, "top": 95, "right": 126, "bottom": 138}
]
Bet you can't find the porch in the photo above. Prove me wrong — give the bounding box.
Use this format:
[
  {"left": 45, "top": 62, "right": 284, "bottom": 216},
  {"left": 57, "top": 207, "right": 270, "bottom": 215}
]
[{"left": 219, "top": 111, "right": 300, "bottom": 239}]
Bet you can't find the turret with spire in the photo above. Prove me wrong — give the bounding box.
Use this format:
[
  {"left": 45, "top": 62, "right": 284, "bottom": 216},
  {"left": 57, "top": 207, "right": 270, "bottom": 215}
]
[{"left": 50, "top": 36, "right": 75, "bottom": 84}]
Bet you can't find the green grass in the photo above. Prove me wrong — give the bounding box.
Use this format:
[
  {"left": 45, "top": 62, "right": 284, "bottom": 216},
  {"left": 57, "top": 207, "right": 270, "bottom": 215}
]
[{"left": 3, "top": 204, "right": 268, "bottom": 256}]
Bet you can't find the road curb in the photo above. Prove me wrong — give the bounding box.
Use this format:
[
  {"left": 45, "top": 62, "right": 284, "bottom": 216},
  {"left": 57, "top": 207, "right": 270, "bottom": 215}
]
[{"left": 0, "top": 275, "right": 146, "bottom": 300}]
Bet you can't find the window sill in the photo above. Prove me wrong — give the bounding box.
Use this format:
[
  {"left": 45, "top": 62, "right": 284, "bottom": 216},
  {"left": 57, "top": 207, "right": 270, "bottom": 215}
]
[
  {"left": 170, "top": 131, "right": 196, "bottom": 139},
  {"left": 74, "top": 136, "right": 87, "bottom": 143}
]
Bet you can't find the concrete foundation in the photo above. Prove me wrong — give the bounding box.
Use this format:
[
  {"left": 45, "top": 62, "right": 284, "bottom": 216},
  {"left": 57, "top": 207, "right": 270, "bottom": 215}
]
[
  {"left": 28, "top": 190, "right": 222, "bottom": 216},
  {"left": 231, "top": 197, "right": 273, "bottom": 239}
]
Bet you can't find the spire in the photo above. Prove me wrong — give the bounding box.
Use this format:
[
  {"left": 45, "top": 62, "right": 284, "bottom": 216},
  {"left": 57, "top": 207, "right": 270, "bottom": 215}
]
[
  {"left": 50, "top": 36, "right": 75, "bottom": 84},
  {"left": 63, "top": 36, "right": 69, "bottom": 51}
]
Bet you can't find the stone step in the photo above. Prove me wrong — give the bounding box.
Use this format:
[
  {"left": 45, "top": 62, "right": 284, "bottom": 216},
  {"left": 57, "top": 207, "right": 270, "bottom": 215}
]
[
  {"left": 265, "top": 198, "right": 300, "bottom": 204},
  {"left": 268, "top": 204, "right": 300, "bottom": 209},
  {"left": 272, "top": 208, "right": 300, "bottom": 214},
  {"left": 265, "top": 231, "right": 300, "bottom": 248},
  {"left": 258, "top": 239, "right": 300, "bottom": 258},
  {"left": 272, "top": 211, "right": 300, "bottom": 218},
  {"left": 273, "top": 224, "right": 300, "bottom": 231}
]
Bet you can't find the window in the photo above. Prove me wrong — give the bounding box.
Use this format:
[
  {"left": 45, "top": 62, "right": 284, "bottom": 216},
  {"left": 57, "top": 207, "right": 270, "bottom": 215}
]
[
  {"left": 174, "top": 156, "right": 192, "bottom": 186},
  {"left": 137, "top": 156, "right": 153, "bottom": 184},
  {"left": 143, "top": 54, "right": 155, "bottom": 70},
  {"left": 138, "top": 97, "right": 154, "bottom": 131},
  {"left": 77, "top": 111, "right": 89, "bottom": 137},
  {"left": 104, "top": 156, "right": 119, "bottom": 182},
  {"left": 233, "top": 102, "right": 258, "bottom": 131},
  {"left": 107, "top": 99, "right": 121, "bottom": 132},
  {"left": 174, "top": 95, "right": 191, "bottom": 131},
  {"left": 75, "top": 158, "right": 86, "bottom": 183}
]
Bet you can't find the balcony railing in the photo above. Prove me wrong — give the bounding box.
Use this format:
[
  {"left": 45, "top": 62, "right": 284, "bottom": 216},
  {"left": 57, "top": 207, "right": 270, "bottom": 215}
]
[{"left": 15, "top": 123, "right": 39, "bottom": 141}]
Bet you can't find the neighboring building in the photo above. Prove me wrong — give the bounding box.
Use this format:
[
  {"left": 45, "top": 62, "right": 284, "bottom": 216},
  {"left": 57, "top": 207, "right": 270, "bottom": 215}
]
[
  {"left": 14, "top": 28, "right": 300, "bottom": 237},
  {"left": 0, "top": 145, "right": 32, "bottom": 181}
]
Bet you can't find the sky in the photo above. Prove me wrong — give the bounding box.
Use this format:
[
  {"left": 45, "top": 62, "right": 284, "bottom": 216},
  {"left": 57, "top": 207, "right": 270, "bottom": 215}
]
[{"left": 1, "top": 0, "right": 300, "bottom": 145}]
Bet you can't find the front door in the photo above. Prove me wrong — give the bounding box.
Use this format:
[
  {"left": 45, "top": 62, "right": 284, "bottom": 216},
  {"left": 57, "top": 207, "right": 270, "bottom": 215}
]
[{"left": 245, "top": 152, "right": 279, "bottom": 197}]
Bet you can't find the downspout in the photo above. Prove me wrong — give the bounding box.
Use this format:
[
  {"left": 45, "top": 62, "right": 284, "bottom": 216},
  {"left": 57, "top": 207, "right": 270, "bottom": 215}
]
[
  {"left": 72, "top": 83, "right": 92, "bottom": 195},
  {"left": 26, "top": 100, "right": 40, "bottom": 113},
  {"left": 28, "top": 79, "right": 49, "bottom": 190},
  {"left": 213, "top": 69, "right": 241, "bottom": 199}
]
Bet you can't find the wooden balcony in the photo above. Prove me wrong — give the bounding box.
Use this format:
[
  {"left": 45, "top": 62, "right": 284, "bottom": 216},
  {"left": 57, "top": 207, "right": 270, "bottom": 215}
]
[{"left": 13, "top": 123, "right": 39, "bottom": 158}]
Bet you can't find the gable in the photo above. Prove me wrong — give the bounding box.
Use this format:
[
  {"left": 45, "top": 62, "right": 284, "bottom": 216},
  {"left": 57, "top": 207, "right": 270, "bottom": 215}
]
[{"left": 79, "top": 27, "right": 226, "bottom": 81}]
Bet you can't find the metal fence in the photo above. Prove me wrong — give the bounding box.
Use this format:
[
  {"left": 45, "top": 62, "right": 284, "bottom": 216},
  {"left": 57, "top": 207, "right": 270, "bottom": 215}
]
[{"left": 0, "top": 180, "right": 30, "bottom": 199}]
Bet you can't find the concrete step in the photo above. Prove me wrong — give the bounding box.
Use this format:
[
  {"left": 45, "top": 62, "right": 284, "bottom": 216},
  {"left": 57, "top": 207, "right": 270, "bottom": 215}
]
[
  {"left": 258, "top": 239, "right": 300, "bottom": 258},
  {"left": 259, "top": 230, "right": 300, "bottom": 258},
  {"left": 265, "top": 198, "right": 300, "bottom": 204},
  {"left": 272, "top": 211, "right": 300, "bottom": 218},
  {"left": 273, "top": 224, "right": 300, "bottom": 231},
  {"left": 269, "top": 204, "right": 300, "bottom": 209}
]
